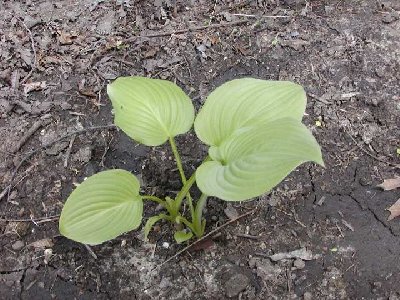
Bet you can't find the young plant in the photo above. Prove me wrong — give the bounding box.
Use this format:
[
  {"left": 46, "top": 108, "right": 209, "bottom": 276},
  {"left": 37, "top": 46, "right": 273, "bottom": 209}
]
[{"left": 59, "top": 77, "right": 323, "bottom": 245}]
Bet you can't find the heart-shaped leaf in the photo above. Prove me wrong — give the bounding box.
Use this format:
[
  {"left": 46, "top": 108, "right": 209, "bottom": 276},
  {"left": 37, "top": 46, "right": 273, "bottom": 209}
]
[
  {"left": 108, "top": 76, "right": 195, "bottom": 146},
  {"left": 59, "top": 169, "right": 143, "bottom": 245},
  {"left": 196, "top": 118, "right": 323, "bottom": 201},
  {"left": 194, "top": 78, "right": 306, "bottom": 147}
]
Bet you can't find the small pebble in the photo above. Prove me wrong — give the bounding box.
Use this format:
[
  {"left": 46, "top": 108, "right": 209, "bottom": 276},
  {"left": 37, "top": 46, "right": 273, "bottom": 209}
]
[
  {"left": 44, "top": 248, "right": 53, "bottom": 264},
  {"left": 11, "top": 240, "right": 25, "bottom": 251},
  {"left": 303, "top": 292, "right": 313, "bottom": 300},
  {"left": 224, "top": 273, "right": 249, "bottom": 298},
  {"left": 294, "top": 258, "right": 306, "bottom": 269}
]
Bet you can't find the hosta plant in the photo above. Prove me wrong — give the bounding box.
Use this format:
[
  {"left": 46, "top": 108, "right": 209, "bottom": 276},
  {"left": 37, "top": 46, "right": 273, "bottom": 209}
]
[{"left": 59, "top": 77, "right": 323, "bottom": 245}]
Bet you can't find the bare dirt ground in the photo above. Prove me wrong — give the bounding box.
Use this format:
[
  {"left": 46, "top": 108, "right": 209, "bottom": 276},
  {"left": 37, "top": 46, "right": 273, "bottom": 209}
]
[{"left": 1, "top": 0, "right": 399, "bottom": 299}]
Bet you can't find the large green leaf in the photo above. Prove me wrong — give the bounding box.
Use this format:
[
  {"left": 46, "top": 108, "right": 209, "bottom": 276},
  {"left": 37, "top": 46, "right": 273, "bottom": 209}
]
[
  {"left": 194, "top": 78, "right": 306, "bottom": 146},
  {"left": 107, "top": 76, "right": 194, "bottom": 146},
  {"left": 195, "top": 118, "right": 323, "bottom": 201},
  {"left": 59, "top": 169, "right": 143, "bottom": 245}
]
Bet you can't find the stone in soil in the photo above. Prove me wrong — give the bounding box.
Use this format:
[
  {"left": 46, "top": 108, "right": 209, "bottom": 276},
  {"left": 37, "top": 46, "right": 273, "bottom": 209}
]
[{"left": 224, "top": 273, "right": 250, "bottom": 298}]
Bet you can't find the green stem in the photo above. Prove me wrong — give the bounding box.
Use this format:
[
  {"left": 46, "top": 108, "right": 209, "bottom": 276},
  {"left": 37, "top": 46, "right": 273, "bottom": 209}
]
[
  {"left": 193, "top": 193, "right": 208, "bottom": 237},
  {"left": 173, "top": 172, "right": 197, "bottom": 214},
  {"left": 173, "top": 155, "right": 211, "bottom": 216},
  {"left": 169, "top": 137, "right": 187, "bottom": 184},
  {"left": 169, "top": 137, "right": 194, "bottom": 217},
  {"left": 142, "top": 195, "right": 166, "bottom": 206},
  {"left": 176, "top": 216, "right": 195, "bottom": 232}
]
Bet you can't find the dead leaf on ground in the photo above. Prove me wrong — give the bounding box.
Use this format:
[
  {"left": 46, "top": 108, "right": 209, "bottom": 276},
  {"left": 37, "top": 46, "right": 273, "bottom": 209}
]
[
  {"left": 23, "top": 81, "right": 46, "bottom": 95},
  {"left": 269, "top": 248, "right": 315, "bottom": 262},
  {"left": 58, "top": 31, "right": 77, "bottom": 45},
  {"left": 377, "top": 177, "right": 400, "bottom": 191},
  {"left": 27, "top": 238, "right": 54, "bottom": 250},
  {"left": 387, "top": 198, "right": 400, "bottom": 221},
  {"left": 78, "top": 79, "right": 97, "bottom": 98},
  {"left": 189, "top": 237, "right": 215, "bottom": 252},
  {"left": 143, "top": 46, "right": 159, "bottom": 58},
  {"left": 224, "top": 203, "right": 239, "bottom": 220}
]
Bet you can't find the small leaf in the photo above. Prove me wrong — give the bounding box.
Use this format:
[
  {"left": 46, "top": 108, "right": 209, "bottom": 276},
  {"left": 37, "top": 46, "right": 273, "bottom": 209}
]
[
  {"left": 144, "top": 214, "right": 167, "bottom": 240},
  {"left": 377, "top": 177, "right": 400, "bottom": 191},
  {"left": 107, "top": 76, "right": 194, "bottom": 146},
  {"left": 174, "top": 230, "right": 193, "bottom": 244},
  {"left": 196, "top": 118, "right": 323, "bottom": 201},
  {"left": 194, "top": 78, "right": 306, "bottom": 147},
  {"left": 387, "top": 198, "right": 400, "bottom": 221},
  {"left": 59, "top": 170, "right": 143, "bottom": 245}
]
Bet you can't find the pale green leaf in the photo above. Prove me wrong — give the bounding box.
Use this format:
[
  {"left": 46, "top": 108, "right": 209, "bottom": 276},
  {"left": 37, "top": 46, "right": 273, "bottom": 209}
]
[
  {"left": 174, "top": 230, "right": 193, "bottom": 244},
  {"left": 59, "top": 169, "right": 143, "bottom": 245},
  {"left": 107, "top": 76, "right": 194, "bottom": 146},
  {"left": 196, "top": 118, "right": 323, "bottom": 201},
  {"left": 144, "top": 214, "right": 167, "bottom": 240},
  {"left": 194, "top": 78, "right": 306, "bottom": 146}
]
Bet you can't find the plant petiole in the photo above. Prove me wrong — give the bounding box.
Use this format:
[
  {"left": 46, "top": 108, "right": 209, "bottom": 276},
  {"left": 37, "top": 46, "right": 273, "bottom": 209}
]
[
  {"left": 169, "top": 137, "right": 195, "bottom": 218},
  {"left": 142, "top": 195, "right": 167, "bottom": 206},
  {"left": 193, "top": 193, "right": 208, "bottom": 237}
]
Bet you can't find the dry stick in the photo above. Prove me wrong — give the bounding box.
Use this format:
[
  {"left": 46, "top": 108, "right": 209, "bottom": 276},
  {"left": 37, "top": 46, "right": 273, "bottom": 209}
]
[
  {"left": 0, "top": 215, "right": 59, "bottom": 223},
  {"left": 235, "top": 233, "right": 260, "bottom": 240},
  {"left": 64, "top": 134, "right": 76, "bottom": 168},
  {"left": 20, "top": 19, "right": 37, "bottom": 84},
  {"left": 0, "top": 125, "right": 117, "bottom": 202},
  {"left": 157, "top": 207, "right": 258, "bottom": 269},
  {"left": 346, "top": 132, "right": 400, "bottom": 168},
  {"left": 308, "top": 93, "right": 330, "bottom": 105},
  {"left": 231, "top": 13, "right": 290, "bottom": 18},
  {"left": 124, "top": 20, "right": 249, "bottom": 42},
  {"left": 84, "top": 244, "right": 98, "bottom": 260},
  {"left": 11, "top": 119, "right": 51, "bottom": 154}
]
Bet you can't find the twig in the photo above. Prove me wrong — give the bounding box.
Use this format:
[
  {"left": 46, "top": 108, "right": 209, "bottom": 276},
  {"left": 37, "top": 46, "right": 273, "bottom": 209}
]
[
  {"left": 0, "top": 125, "right": 117, "bottom": 202},
  {"left": 12, "top": 163, "right": 37, "bottom": 188},
  {"left": 124, "top": 20, "right": 249, "bottom": 42},
  {"left": 20, "top": 19, "right": 37, "bottom": 84},
  {"left": 84, "top": 244, "right": 98, "bottom": 260},
  {"left": 0, "top": 149, "right": 16, "bottom": 156},
  {"left": 308, "top": 93, "right": 330, "bottom": 105},
  {"left": 236, "top": 233, "right": 260, "bottom": 240},
  {"left": 157, "top": 207, "right": 258, "bottom": 269},
  {"left": 347, "top": 132, "right": 399, "bottom": 168},
  {"left": 13, "top": 100, "right": 32, "bottom": 113},
  {"left": 11, "top": 119, "right": 51, "bottom": 154},
  {"left": 275, "top": 208, "right": 307, "bottom": 228},
  {"left": 254, "top": 252, "right": 270, "bottom": 258},
  {"left": 115, "top": 58, "right": 136, "bottom": 67},
  {"left": 99, "top": 135, "right": 113, "bottom": 167},
  {"left": 0, "top": 215, "right": 59, "bottom": 223},
  {"left": 64, "top": 134, "right": 76, "bottom": 168},
  {"left": 232, "top": 13, "right": 290, "bottom": 18}
]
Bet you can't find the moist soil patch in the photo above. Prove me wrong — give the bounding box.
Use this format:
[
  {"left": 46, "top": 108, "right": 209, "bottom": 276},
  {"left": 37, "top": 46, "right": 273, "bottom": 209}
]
[{"left": 1, "top": 0, "right": 399, "bottom": 299}]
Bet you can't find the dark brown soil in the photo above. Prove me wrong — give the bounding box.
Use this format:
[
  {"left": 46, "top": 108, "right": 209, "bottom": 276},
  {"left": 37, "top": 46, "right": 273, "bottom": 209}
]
[{"left": 1, "top": 0, "right": 399, "bottom": 299}]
